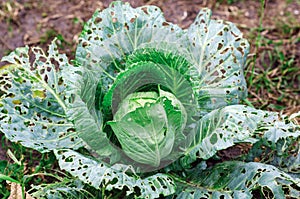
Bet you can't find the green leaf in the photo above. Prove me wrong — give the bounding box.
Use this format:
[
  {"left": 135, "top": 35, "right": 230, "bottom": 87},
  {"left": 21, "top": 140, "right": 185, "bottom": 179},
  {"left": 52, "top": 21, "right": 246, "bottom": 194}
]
[
  {"left": 31, "top": 179, "right": 98, "bottom": 199},
  {"left": 182, "top": 105, "right": 300, "bottom": 168},
  {"left": 127, "top": 43, "right": 191, "bottom": 76},
  {"left": 98, "top": 61, "right": 197, "bottom": 165},
  {"left": 66, "top": 66, "right": 118, "bottom": 159},
  {"left": 186, "top": 8, "right": 249, "bottom": 115},
  {"left": 175, "top": 187, "right": 251, "bottom": 199},
  {"left": 183, "top": 105, "right": 263, "bottom": 164},
  {"left": 109, "top": 95, "right": 175, "bottom": 167},
  {"left": 0, "top": 40, "right": 83, "bottom": 152},
  {"left": 0, "top": 174, "right": 19, "bottom": 184},
  {"left": 178, "top": 161, "right": 300, "bottom": 199},
  {"left": 262, "top": 119, "right": 300, "bottom": 143},
  {"left": 101, "top": 62, "right": 167, "bottom": 116},
  {"left": 55, "top": 149, "right": 176, "bottom": 199},
  {"left": 160, "top": 88, "right": 187, "bottom": 133},
  {"left": 112, "top": 91, "right": 159, "bottom": 121},
  {"left": 108, "top": 86, "right": 189, "bottom": 168},
  {"left": 246, "top": 115, "right": 300, "bottom": 173},
  {"left": 76, "top": 1, "right": 182, "bottom": 84}
]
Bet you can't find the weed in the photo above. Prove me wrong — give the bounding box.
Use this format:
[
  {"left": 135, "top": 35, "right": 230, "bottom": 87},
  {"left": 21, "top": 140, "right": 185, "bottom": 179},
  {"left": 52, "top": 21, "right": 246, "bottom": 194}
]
[
  {"left": 40, "top": 29, "right": 70, "bottom": 49},
  {"left": 0, "top": 136, "right": 60, "bottom": 198},
  {"left": 244, "top": 0, "right": 299, "bottom": 119}
]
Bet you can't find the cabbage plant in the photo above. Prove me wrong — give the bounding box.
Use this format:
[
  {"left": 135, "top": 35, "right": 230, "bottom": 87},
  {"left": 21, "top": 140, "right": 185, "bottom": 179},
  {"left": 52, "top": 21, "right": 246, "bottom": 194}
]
[{"left": 1, "top": 1, "right": 299, "bottom": 198}]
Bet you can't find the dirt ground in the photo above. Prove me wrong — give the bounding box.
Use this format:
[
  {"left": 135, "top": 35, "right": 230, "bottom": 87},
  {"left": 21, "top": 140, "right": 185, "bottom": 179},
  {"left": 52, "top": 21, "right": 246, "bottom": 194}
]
[
  {"left": 1, "top": 0, "right": 299, "bottom": 60},
  {"left": 0, "top": 0, "right": 299, "bottom": 161}
]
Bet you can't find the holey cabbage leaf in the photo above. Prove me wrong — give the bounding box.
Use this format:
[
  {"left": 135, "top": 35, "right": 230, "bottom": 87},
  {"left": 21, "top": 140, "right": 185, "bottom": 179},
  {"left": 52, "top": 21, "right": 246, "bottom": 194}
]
[{"left": 1, "top": 1, "right": 300, "bottom": 198}]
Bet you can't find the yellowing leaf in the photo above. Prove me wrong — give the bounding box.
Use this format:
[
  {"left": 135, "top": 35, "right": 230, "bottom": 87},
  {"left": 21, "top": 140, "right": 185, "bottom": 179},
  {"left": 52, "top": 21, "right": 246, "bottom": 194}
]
[
  {"left": 32, "top": 89, "right": 46, "bottom": 99},
  {"left": 12, "top": 100, "right": 21, "bottom": 105}
]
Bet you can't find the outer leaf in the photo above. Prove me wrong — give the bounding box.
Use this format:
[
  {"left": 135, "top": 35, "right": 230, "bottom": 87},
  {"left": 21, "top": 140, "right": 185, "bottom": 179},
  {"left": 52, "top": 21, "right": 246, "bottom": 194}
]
[
  {"left": 246, "top": 116, "right": 300, "bottom": 173},
  {"left": 0, "top": 41, "right": 83, "bottom": 152},
  {"left": 31, "top": 179, "right": 98, "bottom": 199},
  {"left": 177, "top": 161, "right": 300, "bottom": 199},
  {"left": 182, "top": 105, "right": 300, "bottom": 166},
  {"left": 175, "top": 187, "right": 250, "bottom": 199},
  {"left": 55, "top": 149, "right": 176, "bottom": 199},
  {"left": 76, "top": 1, "right": 183, "bottom": 84},
  {"left": 262, "top": 119, "right": 300, "bottom": 143},
  {"left": 183, "top": 105, "right": 263, "bottom": 163},
  {"left": 186, "top": 8, "right": 249, "bottom": 115},
  {"left": 246, "top": 139, "right": 300, "bottom": 175},
  {"left": 66, "top": 66, "right": 118, "bottom": 158}
]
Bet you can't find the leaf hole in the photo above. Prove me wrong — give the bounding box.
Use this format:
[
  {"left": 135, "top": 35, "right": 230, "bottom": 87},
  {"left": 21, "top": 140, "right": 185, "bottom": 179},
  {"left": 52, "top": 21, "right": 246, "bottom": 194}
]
[
  {"left": 38, "top": 56, "right": 47, "bottom": 63},
  {"left": 87, "top": 29, "right": 93, "bottom": 35},
  {"left": 141, "top": 7, "right": 148, "bottom": 15},
  {"left": 162, "top": 22, "right": 169, "bottom": 26},
  {"left": 221, "top": 48, "right": 229, "bottom": 54},
  {"left": 94, "top": 17, "right": 102, "bottom": 24},
  {"left": 65, "top": 156, "right": 73, "bottom": 162},
  {"left": 110, "top": 177, "right": 118, "bottom": 185},
  {"left": 130, "top": 17, "right": 136, "bottom": 23},
  {"left": 150, "top": 185, "right": 156, "bottom": 191},
  {"left": 217, "top": 43, "right": 223, "bottom": 50},
  {"left": 124, "top": 22, "right": 129, "bottom": 30},
  {"left": 237, "top": 47, "right": 244, "bottom": 55},
  {"left": 82, "top": 42, "right": 88, "bottom": 48}
]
